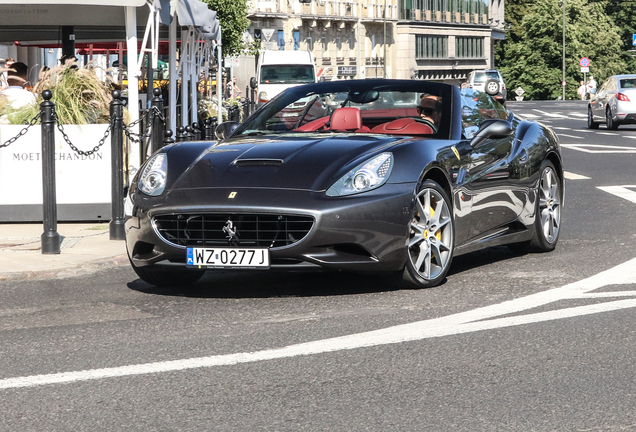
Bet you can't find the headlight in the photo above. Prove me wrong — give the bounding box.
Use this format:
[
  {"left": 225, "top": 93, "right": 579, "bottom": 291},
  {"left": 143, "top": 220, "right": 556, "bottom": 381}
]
[
  {"left": 138, "top": 153, "right": 167, "bottom": 196},
  {"left": 326, "top": 152, "right": 393, "bottom": 197}
]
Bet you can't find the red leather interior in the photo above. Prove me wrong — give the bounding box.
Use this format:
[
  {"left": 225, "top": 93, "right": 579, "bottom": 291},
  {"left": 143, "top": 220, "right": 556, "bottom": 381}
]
[
  {"left": 370, "top": 118, "right": 434, "bottom": 135},
  {"left": 330, "top": 107, "right": 363, "bottom": 131},
  {"left": 295, "top": 116, "right": 329, "bottom": 131}
]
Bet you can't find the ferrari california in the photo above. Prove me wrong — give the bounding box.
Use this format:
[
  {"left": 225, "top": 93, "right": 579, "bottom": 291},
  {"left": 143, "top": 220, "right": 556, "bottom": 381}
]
[{"left": 125, "top": 79, "right": 563, "bottom": 288}]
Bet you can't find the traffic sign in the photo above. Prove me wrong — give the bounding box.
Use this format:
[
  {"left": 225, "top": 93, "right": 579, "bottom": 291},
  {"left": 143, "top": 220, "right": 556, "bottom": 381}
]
[
  {"left": 581, "top": 67, "right": 589, "bottom": 73},
  {"left": 633, "top": 34, "right": 636, "bottom": 46},
  {"left": 580, "top": 57, "right": 590, "bottom": 67},
  {"left": 515, "top": 87, "right": 525, "bottom": 97}
]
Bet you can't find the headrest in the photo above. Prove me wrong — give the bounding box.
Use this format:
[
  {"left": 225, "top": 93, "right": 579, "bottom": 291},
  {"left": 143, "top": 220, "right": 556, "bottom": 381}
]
[{"left": 330, "top": 107, "right": 362, "bottom": 131}]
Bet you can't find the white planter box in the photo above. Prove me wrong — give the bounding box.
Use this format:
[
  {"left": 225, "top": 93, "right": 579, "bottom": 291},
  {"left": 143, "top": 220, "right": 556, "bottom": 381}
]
[{"left": 0, "top": 124, "right": 113, "bottom": 221}]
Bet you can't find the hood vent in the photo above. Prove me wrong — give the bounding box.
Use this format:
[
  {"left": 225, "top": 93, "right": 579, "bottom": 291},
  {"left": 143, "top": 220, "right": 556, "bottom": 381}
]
[{"left": 235, "top": 158, "right": 284, "bottom": 167}]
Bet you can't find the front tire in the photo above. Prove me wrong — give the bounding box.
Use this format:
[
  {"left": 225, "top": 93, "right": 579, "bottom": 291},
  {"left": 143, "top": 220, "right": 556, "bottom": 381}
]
[
  {"left": 130, "top": 258, "right": 205, "bottom": 287},
  {"left": 530, "top": 160, "right": 562, "bottom": 252},
  {"left": 396, "top": 180, "right": 454, "bottom": 288},
  {"left": 588, "top": 106, "right": 599, "bottom": 129}
]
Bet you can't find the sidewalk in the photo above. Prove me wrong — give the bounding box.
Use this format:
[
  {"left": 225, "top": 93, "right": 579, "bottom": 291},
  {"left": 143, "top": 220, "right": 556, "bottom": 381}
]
[{"left": 0, "top": 223, "right": 129, "bottom": 281}]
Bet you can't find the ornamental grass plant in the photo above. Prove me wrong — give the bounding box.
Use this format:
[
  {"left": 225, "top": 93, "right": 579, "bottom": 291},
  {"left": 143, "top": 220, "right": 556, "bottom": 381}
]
[{"left": 1, "top": 60, "right": 117, "bottom": 125}]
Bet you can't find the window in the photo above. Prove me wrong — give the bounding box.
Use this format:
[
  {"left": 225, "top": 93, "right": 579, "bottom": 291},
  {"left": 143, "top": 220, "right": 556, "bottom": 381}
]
[
  {"left": 293, "top": 30, "right": 300, "bottom": 50},
  {"left": 455, "top": 36, "right": 483, "bottom": 58},
  {"left": 277, "top": 30, "right": 285, "bottom": 50},
  {"left": 416, "top": 35, "right": 448, "bottom": 59}
]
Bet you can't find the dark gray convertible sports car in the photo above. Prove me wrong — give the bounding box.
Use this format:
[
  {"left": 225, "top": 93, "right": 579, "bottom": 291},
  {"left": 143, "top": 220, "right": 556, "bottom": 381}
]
[{"left": 125, "top": 79, "right": 563, "bottom": 288}]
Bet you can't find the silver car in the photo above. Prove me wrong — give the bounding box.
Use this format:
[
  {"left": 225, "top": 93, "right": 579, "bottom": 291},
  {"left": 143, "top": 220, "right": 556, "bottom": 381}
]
[{"left": 588, "top": 74, "right": 636, "bottom": 130}]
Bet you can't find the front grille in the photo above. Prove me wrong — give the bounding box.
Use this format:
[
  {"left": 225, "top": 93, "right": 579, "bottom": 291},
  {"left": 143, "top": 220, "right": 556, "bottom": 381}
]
[{"left": 153, "top": 213, "right": 315, "bottom": 249}]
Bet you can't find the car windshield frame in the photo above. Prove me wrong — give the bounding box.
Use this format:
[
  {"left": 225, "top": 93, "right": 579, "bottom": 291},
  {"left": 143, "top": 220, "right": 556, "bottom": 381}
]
[{"left": 233, "top": 79, "right": 454, "bottom": 139}]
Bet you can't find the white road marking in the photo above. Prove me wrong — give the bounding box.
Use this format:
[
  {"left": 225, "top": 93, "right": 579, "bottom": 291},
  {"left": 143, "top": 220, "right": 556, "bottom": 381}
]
[
  {"left": 561, "top": 144, "right": 636, "bottom": 153},
  {"left": 559, "top": 134, "right": 582, "bottom": 139},
  {"left": 597, "top": 185, "right": 636, "bottom": 204},
  {"left": 1, "top": 257, "right": 636, "bottom": 391},
  {"left": 552, "top": 127, "right": 573, "bottom": 130},
  {"left": 624, "top": 136, "right": 636, "bottom": 140},
  {"left": 533, "top": 109, "right": 568, "bottom": 118},
  {"left": 568, "top": 112, "right": 588, "bottom": 118},
  {"left": 597, "top": 131, "right": 620, "bottom": 136},
  {"left": 564, "top": 171, "right": 590, "bottom": 180}
]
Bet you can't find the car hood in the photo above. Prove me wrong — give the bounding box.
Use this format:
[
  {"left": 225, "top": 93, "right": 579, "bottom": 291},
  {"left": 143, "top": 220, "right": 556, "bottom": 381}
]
[{"left": 170, "top": 134, "right": 401, "bottom": 192}]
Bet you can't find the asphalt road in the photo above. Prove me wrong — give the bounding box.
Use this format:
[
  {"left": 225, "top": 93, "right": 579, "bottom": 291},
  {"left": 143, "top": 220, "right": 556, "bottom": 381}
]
[{"left": 1, "top": 99, "right": 636, "bottom": 431}]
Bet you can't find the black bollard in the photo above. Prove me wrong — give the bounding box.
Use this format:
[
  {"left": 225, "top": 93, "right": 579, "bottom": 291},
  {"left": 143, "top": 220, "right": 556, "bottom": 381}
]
[
  {"left": 150, "top": 88, "right": 165, "bottom": 153},
  {"left": 192, "top": 122, "right": 201, "bottom": 140},
  {"left": 176, "top": 126, "right": 187, "bottom": 142},
  {"left": 244, "top": 86, "right": 250, "bottom": 118},
  {"left": 163, "top": 129, "right": 175, "bottom": 146},
  {"left": 204, "top": 118, "right": 213, "bottom": 139},
  {"left": 198, "top": 121, "right": 206, "bottom": 139},
  {"left": 185, "top": 125, "right": 195, "bottom": 141},
  {"left": 250, "top": 86, "right": 256, "bottom": 113},
  {"left": 109, "top": 90, "right": 126, "bottom": 240},
  {"left": 40, "top": 90, "right": 61, "bottom": 254}
]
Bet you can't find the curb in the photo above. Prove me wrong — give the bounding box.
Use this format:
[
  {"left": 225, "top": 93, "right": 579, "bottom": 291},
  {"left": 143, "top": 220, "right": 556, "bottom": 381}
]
[{"left": 0, "top": 254, "right": 130, "bottom": 282}]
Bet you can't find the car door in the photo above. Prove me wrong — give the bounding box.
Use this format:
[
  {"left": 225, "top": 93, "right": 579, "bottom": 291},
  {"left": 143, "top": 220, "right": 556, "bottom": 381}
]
[
  {"left": 459, "top": 90, "right": 518, "bottom": 240},
  {"left": 593, "top": 78, "right": 613, "bottom": 119}
]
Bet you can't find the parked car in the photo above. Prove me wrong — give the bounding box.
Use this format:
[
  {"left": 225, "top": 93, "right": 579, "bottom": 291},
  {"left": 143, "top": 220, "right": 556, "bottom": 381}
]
[
  {"left": 466, "top": 69, "right": 507, "bottom": 106},
  {"left": 125, "top": 79, "right": 563, "bottom": 289},
  {"left": 588, "top": 74, "right": 636, "bottom": 130}
]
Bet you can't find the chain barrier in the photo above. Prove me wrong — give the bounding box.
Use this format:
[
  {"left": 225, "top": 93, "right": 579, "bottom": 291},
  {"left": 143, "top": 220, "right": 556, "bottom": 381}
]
[
  {"left": 0, "top": 103, "right": 164, "bottom": 156},
  {"left": 55, "top": 114, "right": 113, "bottom": 157},
  {"left": 0, "top": 113, "right": 41, "bottom": 149},
  {"left": 122, "top": 106, "right": 163, "bottom": 144}
]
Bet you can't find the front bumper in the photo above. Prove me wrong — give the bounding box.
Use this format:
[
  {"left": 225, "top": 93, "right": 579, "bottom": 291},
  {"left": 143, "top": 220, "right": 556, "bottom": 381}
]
[{"left": 126, "top": 184, "right": 417, "bottom": 273}]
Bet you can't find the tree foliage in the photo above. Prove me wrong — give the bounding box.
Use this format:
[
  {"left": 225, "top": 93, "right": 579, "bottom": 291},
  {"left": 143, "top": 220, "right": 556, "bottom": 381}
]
[
  {"left": 201, "top": 0, "right": 257, "bottom": 58},
  {"left": 497, "top": 0, "right": 630, "bottom": 100}
]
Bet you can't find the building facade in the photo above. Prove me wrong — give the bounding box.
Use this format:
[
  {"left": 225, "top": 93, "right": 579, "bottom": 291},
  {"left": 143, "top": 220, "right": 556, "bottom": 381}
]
[{"left": 247, "top": 0, "right": 505, "bottom": 84}]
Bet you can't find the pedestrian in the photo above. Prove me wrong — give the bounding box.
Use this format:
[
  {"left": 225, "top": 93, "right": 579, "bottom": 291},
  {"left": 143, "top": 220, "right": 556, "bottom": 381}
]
[
  {"left": 587, "top": 75, "right": 597, "bottom": 97},
  {"left": 231, "top": 77, "right": 242, "bottom": 99},
  {"left": 0, "top": 57, "right": 14, "bottom": 89},
  {"left": 577, "top": 80, "right": 586, "bottom": 100},
  {"left": 0, "top": 61, "right": 36, "bottom": 109}
]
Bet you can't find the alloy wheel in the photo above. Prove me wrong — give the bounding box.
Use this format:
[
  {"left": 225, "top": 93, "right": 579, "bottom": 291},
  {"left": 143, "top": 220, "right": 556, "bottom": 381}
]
[
  {"left": 408, "top": 187, "right": 453, "bottom": 281},
  {"left": 538, "top": 166, "right": 561, "bottom": 244}
]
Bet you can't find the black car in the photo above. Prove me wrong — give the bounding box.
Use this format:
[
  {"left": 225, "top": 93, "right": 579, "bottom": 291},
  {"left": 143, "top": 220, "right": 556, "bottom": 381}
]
[{"left": 125, "top": 79, "right": 563, "bottom": 288}]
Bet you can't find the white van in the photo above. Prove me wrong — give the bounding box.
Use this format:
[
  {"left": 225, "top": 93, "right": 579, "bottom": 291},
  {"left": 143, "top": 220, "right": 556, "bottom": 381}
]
[{"left": 253, "top": 50, "right": 317, "bottom": 105}]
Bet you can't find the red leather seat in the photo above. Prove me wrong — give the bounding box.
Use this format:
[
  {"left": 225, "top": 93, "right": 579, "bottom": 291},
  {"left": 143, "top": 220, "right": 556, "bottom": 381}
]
[
  {"left": 330, "top": 107, "right": 367, "bottom": 132},
  {"left": 370, "top": 118, "right": 434, "bottom": 135}
]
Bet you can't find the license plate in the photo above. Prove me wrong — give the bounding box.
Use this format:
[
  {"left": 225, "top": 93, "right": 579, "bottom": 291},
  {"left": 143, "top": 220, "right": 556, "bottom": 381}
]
[{"left": 186, "top": 247, "right": 270, "bottom": 269}]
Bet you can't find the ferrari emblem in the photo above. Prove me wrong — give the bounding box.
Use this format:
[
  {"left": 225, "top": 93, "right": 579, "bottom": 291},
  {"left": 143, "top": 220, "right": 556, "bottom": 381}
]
[
  {"left": 222, "top": 220, "right": 240, "bottom": 245},
  {"left": 451, "top": 146, "right": 460, "bottom": 160},
  {"left": 228, "top": 192, "right": 237, "bottom": 198}
]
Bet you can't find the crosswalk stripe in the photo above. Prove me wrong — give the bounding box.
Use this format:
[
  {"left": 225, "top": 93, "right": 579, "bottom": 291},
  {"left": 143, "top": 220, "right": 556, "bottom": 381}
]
[{"left": 597, "top": 186, "right": 636, "bottom": 204}]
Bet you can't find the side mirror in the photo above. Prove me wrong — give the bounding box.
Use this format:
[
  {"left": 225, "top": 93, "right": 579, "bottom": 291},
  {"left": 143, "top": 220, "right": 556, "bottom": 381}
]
[
  {"left": 215, "top": 121, "right": 239, "bottom": 140},
  {"left": 469, "top": 119, "right": 514, "bottom": 148},
  {"left": 250, "top": 77, "right": 257, "bottom": 89}
]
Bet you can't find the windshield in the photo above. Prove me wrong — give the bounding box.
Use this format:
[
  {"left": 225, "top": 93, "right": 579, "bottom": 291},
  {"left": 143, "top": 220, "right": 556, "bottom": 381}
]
[
  {"left": 473, "top": 71, "right": 500, "bottom": 83},
  {"left": 260, "top": 65, "right": 315, "bottom": 85},
  {"left": 234, "top": 80, "right": 452, "bottom": 138}
]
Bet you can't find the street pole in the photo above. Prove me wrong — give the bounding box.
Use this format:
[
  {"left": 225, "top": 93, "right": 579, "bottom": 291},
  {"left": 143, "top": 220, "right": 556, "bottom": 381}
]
[
  {"left": 562, "top": 0, "right": 566, "bottom": 101},
  {"left": 383, "top": 0, "right": 387, "bottom": 78}
]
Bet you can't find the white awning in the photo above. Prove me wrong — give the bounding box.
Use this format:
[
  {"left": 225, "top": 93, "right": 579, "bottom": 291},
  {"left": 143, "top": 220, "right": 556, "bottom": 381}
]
[
  {"left": 157, "top": 0, "right": 220, "bottom": 40},
  {"left": 0, "top": 0, "right": 146, "bottom": 5}
]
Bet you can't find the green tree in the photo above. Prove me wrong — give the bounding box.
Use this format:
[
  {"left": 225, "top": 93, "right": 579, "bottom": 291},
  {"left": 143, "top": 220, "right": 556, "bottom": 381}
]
[
  {"left": 497, "top": 0, "right": 628, "bottom": 100},
  {"left": 605, "top": 0, "right": 636, "bottom": 71},
  {"left": 201, "top": 0, "right": 257, "bottom": 58}
]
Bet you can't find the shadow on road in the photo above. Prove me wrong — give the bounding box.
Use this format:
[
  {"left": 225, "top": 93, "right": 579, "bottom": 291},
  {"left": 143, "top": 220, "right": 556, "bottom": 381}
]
[{"left": 127, "top": 246, "right": 523, "bottom": 299}]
